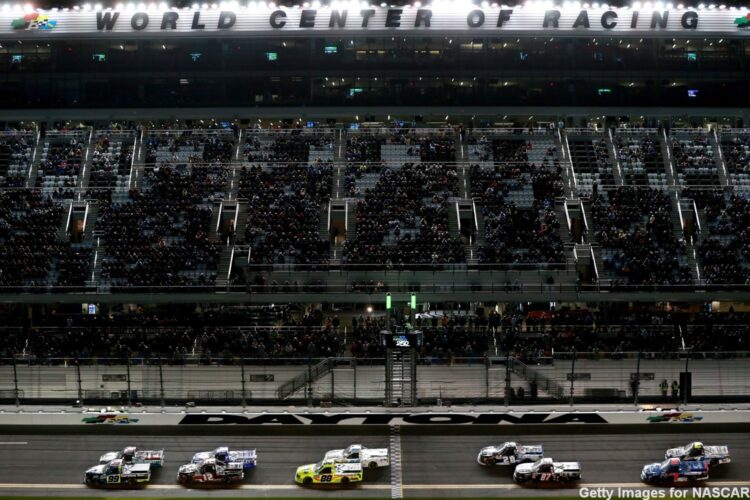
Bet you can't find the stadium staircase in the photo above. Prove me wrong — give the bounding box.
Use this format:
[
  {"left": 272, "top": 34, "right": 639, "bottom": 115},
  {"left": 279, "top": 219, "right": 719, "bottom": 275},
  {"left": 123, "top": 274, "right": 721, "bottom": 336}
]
[
  {"left": 25, "top": 135, "right": 45, "bottom": 188},
  {"left": 215, "top": 246, "right": 233, "bottom": 288},
  {"left": 75, "top": 128, "right": 95, "bottom": 196},
  {"left": 669, "top": 194, "right": 700, "bottom": 283},
  {"left": 709, "top": 129, "right": 730, "bottom": 187},
  {"left": 277, "top": 358, "right": 334, "bottom": 401},
  {"left": 605, "top": 128, "right": 625, "bottom": 186},
  {"left": 660, "top": 130, "right": 679, "bottom": 187},
  {"left": 333, "top": 129, "right": 345, "bottom": 199},
  {"left": 509, "top": 357, "right": 565, "bottom": 400},
  {"left": 208, "top": 200, "right": 223, "bottom": 242},
  {"left": 386, "top": 349, "right": 416, "bottom": 406},
  {"left": 82, "top": 201, "right": 99, "bottom": 242},
  {"left": 556, "top": 130, "right": 575, "bottom": 193},
  {"left": 234, "top": 199, "right": 248, "bottom": 239},
  {"left": 555, "top": 198, "right": 574, "bottom": 248},
  {"left": 128, "top": 129, "right": 147, "bottom": 190},
  {"left": 89, "top": 230, "right": 105, "bottom": 290}
]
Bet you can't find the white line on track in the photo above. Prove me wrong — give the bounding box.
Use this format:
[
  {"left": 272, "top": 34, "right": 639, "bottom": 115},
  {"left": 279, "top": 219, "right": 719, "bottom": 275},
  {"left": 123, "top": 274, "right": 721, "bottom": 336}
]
[
  {"left": 0, "top": 442, "right": 28, "bottom": 445},
  {"left": 1, "top": 481, "right": 750, "bottom": 491},
  {"left": 390, "top": 425, "right": 404, "bottom": 499},
  {"left": 0, "top": 483, "right": 391, "bottom": 491}
]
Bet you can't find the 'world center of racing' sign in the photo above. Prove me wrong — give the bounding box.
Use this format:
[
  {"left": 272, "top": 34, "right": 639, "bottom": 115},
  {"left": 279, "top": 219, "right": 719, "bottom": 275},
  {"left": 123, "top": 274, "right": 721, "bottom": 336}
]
[{"left": 4, "top": 5, "right": 750, "bottom": 38}]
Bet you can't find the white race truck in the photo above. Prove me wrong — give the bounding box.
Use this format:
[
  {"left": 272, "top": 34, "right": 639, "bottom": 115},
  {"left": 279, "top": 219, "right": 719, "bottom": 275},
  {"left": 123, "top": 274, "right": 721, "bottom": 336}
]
[
  {"left": 477, "top": 442, "right": 544, "bottom": 466},
  {"left": 665, "top": 442, "right": 731, "bottom": 466},
  {"left": 323, "top": 444, "right": 389, "bottom": 470}
]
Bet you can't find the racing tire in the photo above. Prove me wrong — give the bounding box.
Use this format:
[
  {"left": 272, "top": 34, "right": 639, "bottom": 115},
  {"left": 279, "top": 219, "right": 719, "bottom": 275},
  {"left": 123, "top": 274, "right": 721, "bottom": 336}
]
[
  {"left": 368, "top": 462, "right": 378, "bottom": 470},
  {"left": 341, "top": 477, "right": 350, "bottom": 485},
  {"left": 484, "top": 458, "right": 495, "bottom": 466},
  {"left": 303, "top": 477, "right": 313, "bottom": 485},
  {"left": 179, "top": 474, "right": 192, "bottom": 484}
]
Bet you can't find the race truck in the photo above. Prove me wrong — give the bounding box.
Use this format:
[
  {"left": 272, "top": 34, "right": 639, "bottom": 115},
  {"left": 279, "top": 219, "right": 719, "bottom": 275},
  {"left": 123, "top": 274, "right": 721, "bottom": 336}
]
[
  {"left": 665, "top": 442, "right": 731, "bottom": 466},
  {"left": 641, "top": 458, "right": 710, "bottom": 484},
  {"left": 477, "top": 442, "right": 544, "bottom": 466},
  {"left": 177, "top": 458, "right": 245, "bottom": 484},
  {"left": 323, "top": 444, "right": 389, "bottom": 470},
  {"left": 191, "top": 446, "right": 256, "bottom": 470},
  {"left": 99, "top": 446, "right": 165, "bottom": 468},
  {"left": 295, "top": 459, "right": 363, "bottom": 485},
  {"left": 84, "top": 458, "right": 152, "bottom": 486},
  {"left": 513, "top": 458, "right": 582, "bottom": 484}
]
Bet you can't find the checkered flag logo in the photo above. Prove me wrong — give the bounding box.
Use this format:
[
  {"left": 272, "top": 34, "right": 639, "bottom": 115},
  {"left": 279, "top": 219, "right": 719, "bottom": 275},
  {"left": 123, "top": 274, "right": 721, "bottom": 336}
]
[{"left": 11, "top": 12, "right": 57, "bottom": 30}]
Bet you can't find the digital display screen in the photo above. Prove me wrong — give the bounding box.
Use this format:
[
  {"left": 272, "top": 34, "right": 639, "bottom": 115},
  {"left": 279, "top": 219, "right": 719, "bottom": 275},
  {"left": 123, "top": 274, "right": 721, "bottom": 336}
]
[
  {"left": 92, "top": 53, "right": 106, "bottom": 62},
  {"left": 383, "top": 332, "right": 422, "bottom": 349},
  {"left": 265, "top": 52, "right": 278, "bottom": 61},
  {"left": 324, "top": 46, "right": 337, "bottom": 54},
  {"left": 688, "top": 89, "right": 699, "bottom": 98}
]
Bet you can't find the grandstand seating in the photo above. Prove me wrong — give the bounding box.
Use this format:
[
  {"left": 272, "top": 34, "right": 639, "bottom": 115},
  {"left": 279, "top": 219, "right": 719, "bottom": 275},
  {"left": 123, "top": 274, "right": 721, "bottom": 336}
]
[
  {"left": 233, "top": 129, "right": 333, "bottom": 274},
  {"left": 469, "top": 131, "right": 565, "bottom": 266},
  {"left": 0, "top": 133, "right": 34, "bottom": 188},
  {"left": 2, "top": 307, "right": 748, "bottom": 361},
  {"left": 35, "top": 131, "right": 86, "bottom": 200},
  {"left": 87, "top": 130, "right": 136, "bottom": 198},
  {"left": 591, "top": 187, "right": 691, "bottom": 286},
  {"left": 3, "top": 123, "right": 750, "bottom": 293},
  {"left": 343, "top": 129, "right": 463, "bottom": 267},
  {"left": 721, "top": 130, "right": 750, "bottom": 189},
  {"left": 614, "top": 129, "right": 668, "bottom": 187},
  {"left": 568, "top": 133, "right": 616, "bottom": 193},
  {"left": 671, "top": 130, "right": 721, "bottom": 186}
]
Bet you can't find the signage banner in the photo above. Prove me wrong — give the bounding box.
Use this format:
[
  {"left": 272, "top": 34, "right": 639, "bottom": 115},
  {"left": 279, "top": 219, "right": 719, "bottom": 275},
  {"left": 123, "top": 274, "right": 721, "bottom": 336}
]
[
  {"left": 3, "top": 6, "right": 750, "bottom": 38},
  {"left": 0, "top": 410, "right": 747, "bottom": 426}
]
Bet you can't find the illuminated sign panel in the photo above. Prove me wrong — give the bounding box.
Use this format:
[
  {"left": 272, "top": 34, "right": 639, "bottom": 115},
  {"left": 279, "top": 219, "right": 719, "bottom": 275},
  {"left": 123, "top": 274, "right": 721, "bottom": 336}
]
[{"left": 1, "top": 6, "right": 749, "bottom": 37}]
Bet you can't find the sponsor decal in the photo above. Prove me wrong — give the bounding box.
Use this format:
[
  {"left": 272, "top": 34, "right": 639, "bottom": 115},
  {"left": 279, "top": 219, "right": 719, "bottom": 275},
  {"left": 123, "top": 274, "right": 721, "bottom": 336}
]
[
  {"left": 178, "top": 412, "right": 610, "bottom": 425},
  {"left": 646, "top": 412, "right": 704, "bottom": 423},
  {"left": 82, "top": 413, "right": 139, "bottom": 424},
  {"left": 11, "top": 12, "right": 57, "bottom": 30},
  {"left": 735, "top": 13, "right": 750, "bottom": 28}
]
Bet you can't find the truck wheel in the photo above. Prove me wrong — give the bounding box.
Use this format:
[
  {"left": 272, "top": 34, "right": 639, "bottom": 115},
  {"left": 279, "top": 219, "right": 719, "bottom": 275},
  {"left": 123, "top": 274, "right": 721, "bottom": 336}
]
[
  {"left": 341, "top": 477, "right": 350, "bottom": 485},
  {"left": 368, "top": 462, "right": 378, "bottom": 470},
  {"left": 303, "top": 477, "right": 312, "bottom": 485}
]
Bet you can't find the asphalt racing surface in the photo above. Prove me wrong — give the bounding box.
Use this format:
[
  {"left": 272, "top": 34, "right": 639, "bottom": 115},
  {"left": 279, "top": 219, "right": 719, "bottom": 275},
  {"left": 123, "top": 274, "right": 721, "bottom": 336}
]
[{"left": 0, "top": 432, "right": 748, "bottom": 497}]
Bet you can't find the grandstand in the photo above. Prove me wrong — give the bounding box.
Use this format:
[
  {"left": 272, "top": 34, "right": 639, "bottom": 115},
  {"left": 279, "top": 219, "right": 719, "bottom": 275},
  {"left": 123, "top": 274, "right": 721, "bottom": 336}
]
[{"left": 1, "top": 1, "right": 750, "bottom": 408}]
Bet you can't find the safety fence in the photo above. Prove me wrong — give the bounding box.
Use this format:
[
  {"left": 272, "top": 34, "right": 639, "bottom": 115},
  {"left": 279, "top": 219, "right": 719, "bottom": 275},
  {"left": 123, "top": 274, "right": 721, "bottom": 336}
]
[{"left": 1, "top": 351, "right": 748, "bottom": 406}]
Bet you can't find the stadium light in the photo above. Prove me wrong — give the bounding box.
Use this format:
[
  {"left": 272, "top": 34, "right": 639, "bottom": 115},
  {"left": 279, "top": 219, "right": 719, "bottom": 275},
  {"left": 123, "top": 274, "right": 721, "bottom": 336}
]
[
  {"left": 410, "top": 293, "right": 417, "bottom": 310},
  {"left": 386, "top": 293, "right": 392, "bottom": 310}
]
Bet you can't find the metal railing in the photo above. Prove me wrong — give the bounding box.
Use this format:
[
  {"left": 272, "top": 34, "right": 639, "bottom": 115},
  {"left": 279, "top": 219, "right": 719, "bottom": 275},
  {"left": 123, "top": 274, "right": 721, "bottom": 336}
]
[{"left": 1, "top": 352, "right": 748, "bottom": 407}]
